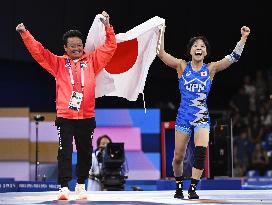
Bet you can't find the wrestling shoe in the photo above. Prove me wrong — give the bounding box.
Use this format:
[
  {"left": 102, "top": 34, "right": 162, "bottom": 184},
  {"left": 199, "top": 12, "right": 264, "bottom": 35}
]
[
  {"left": 188, "top": 184, "right": 199, "bottom": 199},
  {"left": 174, "top": 180, "right": 184, "bottom": 199}
]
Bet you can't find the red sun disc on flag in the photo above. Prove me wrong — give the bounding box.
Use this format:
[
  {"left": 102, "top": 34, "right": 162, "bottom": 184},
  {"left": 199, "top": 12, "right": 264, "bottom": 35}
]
[{"left": 105, "top": 39, "right": 138, "bottom": 74}]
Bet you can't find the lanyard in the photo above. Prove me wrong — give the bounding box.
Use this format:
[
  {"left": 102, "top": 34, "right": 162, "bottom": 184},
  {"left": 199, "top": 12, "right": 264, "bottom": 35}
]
[{"left": 65, "top": 59, "right": 87, "bottom": 90}]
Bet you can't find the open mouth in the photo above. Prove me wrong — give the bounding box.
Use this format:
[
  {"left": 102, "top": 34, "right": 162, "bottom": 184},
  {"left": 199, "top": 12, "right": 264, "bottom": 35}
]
[
  {"left": 72, "top": 51, "right": 81, "bottom": 54},
  {"left": 195, "top": 50, "right": 202, "bottom": 56}
]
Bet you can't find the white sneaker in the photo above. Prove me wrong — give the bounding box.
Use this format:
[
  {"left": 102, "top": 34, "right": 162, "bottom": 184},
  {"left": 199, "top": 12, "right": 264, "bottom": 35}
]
[
  {"left": 75, "top": 183, "right": 88, "bottom": 200},
  {"left": 58, "top": 187, "right": 69, "bottom": 200}
]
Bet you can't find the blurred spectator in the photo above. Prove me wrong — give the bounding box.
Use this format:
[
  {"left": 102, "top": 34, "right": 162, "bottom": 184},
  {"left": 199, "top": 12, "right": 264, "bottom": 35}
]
[
  {"left": 255, "top": 70, "right": 268, "bottom": 109},
  {"left": 229, "top": 87, "right": 250, "bottom": 117},
  {"left": 267, "top": 69, "right": 272, "bottom": 94},
  {"left": 229, "top": 70, "right": 271, "bottom": 177},
  {"left": 243, "top": 75, "right": 256, "bottom": 112},
  {"left": 233, "top": 161, "right": 247, "bottom": 177},
  {"left": 249, "top": 114, "right": 264, "bottom": 143},
  {"left": 263, "top": 130, "right": 272, "bottom": 151},
  {"left": 233, "top": 128, "right": 253, "bottom": 176},
  {"left": 248, "top": 143, "right": 269, "bottom": 176},
  {"left": 231, "top": 112, "right": 248, "bottom": 135},
  {"left": 259, "top": 103, "right": 272, "bottom": 127}
]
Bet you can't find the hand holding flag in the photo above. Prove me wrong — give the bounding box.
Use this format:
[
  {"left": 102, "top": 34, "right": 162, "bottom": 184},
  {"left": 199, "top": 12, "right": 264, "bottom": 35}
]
[{"left": 85, "top": 15, "right": 165, "bottom": 101}]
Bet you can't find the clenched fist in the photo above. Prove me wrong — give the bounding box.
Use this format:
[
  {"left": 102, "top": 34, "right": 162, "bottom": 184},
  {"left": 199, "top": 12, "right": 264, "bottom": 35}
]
[
  {"left": 16, "top": 23, "right": 27, "bottom": 33},
  {"left": 100, "top": 11, "right": 110, "bottom": 27},
  {"left": 241, "top": 26, "right": 250, "bottom": 38}
]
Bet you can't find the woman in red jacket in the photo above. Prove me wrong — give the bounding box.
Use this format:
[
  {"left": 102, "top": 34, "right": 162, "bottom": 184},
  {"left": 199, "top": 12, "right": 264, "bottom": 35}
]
[{"left": 16, "top": 11, "right": 117, "bottom": 200}]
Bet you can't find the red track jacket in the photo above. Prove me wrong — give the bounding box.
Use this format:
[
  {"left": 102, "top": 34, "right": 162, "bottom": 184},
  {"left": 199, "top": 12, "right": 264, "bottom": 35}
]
[{"left": 20, "top": 26, "right": 117, "bottom": 119}]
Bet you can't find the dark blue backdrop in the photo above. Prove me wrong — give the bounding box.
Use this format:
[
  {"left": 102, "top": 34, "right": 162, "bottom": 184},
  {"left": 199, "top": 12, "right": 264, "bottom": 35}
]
[{"left": 0, "top": 0, "right": 271, "bottom": 114}]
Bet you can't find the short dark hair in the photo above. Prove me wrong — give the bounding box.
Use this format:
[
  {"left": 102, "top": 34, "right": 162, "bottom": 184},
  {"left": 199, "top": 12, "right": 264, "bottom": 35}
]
[
  {"left": 96, "top": 135, "right": 112, "bottom": 148},
  {"left": 186, "top": 36, "right": 211, "bottom": 59},
  {"left": 62, "top": 30, "right": 84, "bottom": 45}
]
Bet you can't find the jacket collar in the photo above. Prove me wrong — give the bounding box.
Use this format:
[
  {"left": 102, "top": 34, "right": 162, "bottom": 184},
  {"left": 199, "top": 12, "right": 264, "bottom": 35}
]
[{"left": 62, "top": 52, "right": 88, "bottom": 60}]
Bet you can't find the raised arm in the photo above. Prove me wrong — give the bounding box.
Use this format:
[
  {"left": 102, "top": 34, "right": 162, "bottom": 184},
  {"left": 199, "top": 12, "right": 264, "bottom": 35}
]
[
  {"left": 157, "top": 26, "right": 186, "bottom": 72},
  {"left": 209, "top": 26, "right": 250, "bottom": 73},
  {"left": 90, "top": 11, "right": 117, "bottom": 75},
  {"left": 16, "top": 23, "right": 60, "bottom": 77}
]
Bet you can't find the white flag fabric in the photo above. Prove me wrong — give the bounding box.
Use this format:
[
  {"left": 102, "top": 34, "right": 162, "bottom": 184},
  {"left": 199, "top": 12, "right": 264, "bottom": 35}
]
[{"left": 85, "top": 15, "right": 165, "bottom": 101}]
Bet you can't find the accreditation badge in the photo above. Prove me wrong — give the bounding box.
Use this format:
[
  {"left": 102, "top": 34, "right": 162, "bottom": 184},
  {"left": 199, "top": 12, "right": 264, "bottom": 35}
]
[{"left": 68, "top": 91, "right": 83, "bottom": 111}]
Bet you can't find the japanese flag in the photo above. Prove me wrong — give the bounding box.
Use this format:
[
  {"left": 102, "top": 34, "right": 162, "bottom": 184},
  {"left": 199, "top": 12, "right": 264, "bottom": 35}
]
[{"left": 84, "top": 15, "right": 165, "bottom": 101}]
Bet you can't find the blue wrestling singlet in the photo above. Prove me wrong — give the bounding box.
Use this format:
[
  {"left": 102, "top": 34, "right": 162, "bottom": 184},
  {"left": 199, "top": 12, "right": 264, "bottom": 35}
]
[{"left": 175, "top": 61, "right": 212, "bottom": 136}]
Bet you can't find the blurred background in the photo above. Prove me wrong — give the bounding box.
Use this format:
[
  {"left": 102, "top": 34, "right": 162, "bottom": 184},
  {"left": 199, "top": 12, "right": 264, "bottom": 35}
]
[{"left": 0, "top": 0, "right": 271, "bottom": 191}]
